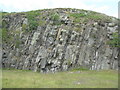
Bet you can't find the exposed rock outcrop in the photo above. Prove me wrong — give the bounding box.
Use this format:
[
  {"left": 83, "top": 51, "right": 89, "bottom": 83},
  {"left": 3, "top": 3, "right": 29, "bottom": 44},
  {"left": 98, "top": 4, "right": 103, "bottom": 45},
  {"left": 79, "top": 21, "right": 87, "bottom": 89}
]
[{"left": 1, "top": 8, "right": 118, "bottom": 72}]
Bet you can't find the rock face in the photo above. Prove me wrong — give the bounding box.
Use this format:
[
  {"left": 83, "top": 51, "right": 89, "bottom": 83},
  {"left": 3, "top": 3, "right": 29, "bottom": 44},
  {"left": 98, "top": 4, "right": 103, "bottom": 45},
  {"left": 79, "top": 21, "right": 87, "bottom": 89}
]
[{"left": 2, "top": 8, "right": 118, "bottom": 72}]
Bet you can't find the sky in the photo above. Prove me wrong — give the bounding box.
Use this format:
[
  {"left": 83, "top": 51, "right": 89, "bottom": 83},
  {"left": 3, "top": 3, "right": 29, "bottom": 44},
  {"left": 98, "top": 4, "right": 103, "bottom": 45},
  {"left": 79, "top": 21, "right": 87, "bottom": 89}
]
[{"left": 0, "top": 0, "right": 119, "bottom": 18}]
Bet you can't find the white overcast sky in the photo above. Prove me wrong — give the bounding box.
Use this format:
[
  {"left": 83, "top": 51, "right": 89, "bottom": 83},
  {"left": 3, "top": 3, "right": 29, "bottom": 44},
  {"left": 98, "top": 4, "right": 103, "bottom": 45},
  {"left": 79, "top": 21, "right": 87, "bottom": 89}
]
[{"left": 0, "top": 0, "right": 119, "bottom": 18}]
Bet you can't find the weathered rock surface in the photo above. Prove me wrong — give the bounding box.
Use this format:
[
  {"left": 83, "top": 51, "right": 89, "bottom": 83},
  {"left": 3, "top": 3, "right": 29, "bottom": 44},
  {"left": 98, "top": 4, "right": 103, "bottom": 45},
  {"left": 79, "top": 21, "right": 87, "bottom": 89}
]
[{"left": 2, "top": 8, "right": 118, "bottom": 72}]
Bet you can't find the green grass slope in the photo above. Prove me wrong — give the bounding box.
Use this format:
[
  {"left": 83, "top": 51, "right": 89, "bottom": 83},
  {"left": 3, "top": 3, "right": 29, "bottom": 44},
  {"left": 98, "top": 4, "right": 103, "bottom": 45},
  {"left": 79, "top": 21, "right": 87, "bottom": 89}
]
[{"left": 2, "top": 69, "right": 118, "bottom": 88}]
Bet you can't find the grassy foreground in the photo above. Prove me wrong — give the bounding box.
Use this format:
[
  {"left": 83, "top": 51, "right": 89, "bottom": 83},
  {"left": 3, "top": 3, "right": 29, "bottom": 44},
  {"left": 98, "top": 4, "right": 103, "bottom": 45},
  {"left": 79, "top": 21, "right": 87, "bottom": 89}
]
[{"left": 2, "top": 69, "right": 118, "bottom": 88}]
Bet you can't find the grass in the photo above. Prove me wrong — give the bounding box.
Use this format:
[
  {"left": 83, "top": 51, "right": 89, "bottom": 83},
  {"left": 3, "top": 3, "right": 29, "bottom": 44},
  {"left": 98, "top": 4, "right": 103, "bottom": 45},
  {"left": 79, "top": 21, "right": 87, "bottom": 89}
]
[
  {"left": 2, "top": 28, "right": 21, "bottom": 48},
  {"left": 107, "top": 32, "right": 120, "bottom": 47},
  {"left": 50, "top": 13, "right": 62, "bottom": 25},
  {"left": 70, "top": 13, "right": 86, "bottom": 18},
  {"left": 50, "top": 13, "right": 60, "bottom": 21},
  {"left": 26, "top": 11, "right": 40, "bottom": 30},
  {"left": 2, "top": 28, "right": 14, "bottom": 43},
  {"left": 2, "top": 69, "right": 118, "bottom": 88},
  {"left": 69, "top": 11, "right": 112, "bottom": 23}
]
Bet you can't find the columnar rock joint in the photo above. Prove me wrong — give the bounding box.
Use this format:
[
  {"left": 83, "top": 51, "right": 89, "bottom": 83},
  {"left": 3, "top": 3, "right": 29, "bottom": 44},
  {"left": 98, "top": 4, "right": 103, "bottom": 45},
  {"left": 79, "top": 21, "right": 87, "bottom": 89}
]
[{"left": 2, "top": 8, "right": 118, "bottom": 72}]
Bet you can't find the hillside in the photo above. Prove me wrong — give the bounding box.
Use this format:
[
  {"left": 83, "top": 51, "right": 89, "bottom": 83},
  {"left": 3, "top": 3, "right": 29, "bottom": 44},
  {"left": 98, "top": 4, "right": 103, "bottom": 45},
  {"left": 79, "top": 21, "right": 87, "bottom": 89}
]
[{"left": 1, "top": 8, "right": 119, "bottom": 73}]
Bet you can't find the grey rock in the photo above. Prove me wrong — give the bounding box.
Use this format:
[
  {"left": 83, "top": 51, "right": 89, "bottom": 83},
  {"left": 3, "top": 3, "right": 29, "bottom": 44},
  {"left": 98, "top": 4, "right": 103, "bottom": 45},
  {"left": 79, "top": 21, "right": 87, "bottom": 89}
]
[{"left": 2, "top": 8, "right": 118, "bottom": 73}]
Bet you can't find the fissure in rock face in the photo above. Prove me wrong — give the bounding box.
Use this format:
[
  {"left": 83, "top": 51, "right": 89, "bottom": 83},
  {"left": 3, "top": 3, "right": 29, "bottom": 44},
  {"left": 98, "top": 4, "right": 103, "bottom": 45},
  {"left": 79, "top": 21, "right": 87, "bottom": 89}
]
[{"left": 2, "top": 8, "right": 118, "bottom": 72}]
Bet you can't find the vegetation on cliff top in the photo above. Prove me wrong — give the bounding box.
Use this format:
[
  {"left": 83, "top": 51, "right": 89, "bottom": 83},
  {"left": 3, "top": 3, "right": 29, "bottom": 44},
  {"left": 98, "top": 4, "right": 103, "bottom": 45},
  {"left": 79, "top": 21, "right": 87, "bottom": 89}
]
[{"left": 1, "top": 8, "right": 119, "bottom": 47}]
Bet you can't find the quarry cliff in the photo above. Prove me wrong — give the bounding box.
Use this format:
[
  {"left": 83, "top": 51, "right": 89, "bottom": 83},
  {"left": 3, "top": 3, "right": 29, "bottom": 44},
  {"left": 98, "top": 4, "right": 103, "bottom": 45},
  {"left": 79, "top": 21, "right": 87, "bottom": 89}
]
[{"left": 1, "top": 8, "right": 119, "bottom": 72}]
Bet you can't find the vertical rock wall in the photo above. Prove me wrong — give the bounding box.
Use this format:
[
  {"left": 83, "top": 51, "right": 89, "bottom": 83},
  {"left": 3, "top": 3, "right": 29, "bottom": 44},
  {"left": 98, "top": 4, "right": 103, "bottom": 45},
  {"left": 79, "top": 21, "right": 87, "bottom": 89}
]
[{"left": 2, "top": 9, "right": 118, "bottom": 72}]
